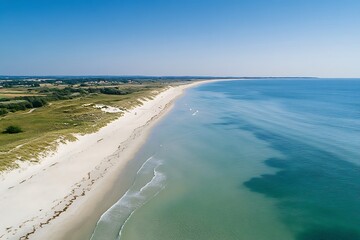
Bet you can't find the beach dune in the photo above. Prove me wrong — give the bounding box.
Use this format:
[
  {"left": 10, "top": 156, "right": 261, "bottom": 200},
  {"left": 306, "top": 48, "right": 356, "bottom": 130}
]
[{"left": 0, "top": 82, "right": 207, "bottom": 240}]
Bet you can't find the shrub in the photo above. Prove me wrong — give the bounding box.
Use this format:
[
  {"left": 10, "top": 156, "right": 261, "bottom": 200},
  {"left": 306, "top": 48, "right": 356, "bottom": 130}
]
[
  {"left": 31, "top": 99, "right": 45, "bottom": 108},
  {"left": 100, "top": 87, "right": 129, "bottom": 95},
  {"left": 22, "top": 96, "right": 47, "bottom": 108},
  {"left": 0, "top": 108, "right": 8, "bottom": 116},
  {"left": 3, "top": 125, "right": 23, "bottom": 134}
]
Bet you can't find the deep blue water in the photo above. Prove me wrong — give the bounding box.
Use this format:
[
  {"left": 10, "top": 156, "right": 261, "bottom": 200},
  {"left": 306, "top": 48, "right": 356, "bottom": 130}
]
[
  {"left": 92, "top": 79, "right": 360, "bottom": 240},
  {"left": 201, "top": 79, "right": 360, "bottom": 240}
]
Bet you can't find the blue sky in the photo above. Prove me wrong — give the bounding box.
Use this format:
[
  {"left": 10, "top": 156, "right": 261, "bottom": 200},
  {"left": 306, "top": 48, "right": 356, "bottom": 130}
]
[{"left": 0, "top": 0, "right": 360, "bottom": 77}]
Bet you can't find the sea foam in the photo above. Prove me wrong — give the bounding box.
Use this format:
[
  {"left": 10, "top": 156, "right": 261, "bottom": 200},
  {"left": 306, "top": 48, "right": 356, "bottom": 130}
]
[{"left": 90, "top": 156, "right": 166, "bottom": 240}]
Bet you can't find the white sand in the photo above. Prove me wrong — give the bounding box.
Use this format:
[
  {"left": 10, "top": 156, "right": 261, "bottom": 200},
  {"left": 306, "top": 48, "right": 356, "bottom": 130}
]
[{"left": 0, "top": 80, "right": 220, "bottom": 240}]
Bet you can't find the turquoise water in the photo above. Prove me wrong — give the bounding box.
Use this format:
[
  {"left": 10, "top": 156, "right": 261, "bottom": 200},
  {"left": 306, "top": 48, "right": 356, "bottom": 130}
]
[{"left": 91, "top": 79, "right": 360, "bottom": 240}]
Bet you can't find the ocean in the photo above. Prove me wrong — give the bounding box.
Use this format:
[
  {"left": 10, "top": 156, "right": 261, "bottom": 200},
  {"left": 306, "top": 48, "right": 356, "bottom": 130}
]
[{"left": 90, "top": 79, "right": 360, "bottom": 240}]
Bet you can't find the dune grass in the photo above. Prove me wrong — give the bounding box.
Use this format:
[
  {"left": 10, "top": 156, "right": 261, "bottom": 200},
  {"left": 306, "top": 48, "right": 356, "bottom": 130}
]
[
  {"left": 0, "top": 88, "right": 44, "bottom": 99},
  {"left": 0, "top": 85, "right": 165, "bottom": 171}
]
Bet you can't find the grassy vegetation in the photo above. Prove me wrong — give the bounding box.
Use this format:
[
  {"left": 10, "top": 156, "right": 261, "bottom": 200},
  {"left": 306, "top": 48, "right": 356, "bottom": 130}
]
[
  {"left": 0, "top": 88, "right": 43, "bottom": 99},
  {"left": 0, "top": 100, "right": 29, "bottom": 106},
  {"left": 0, "top": 82, "right": 168, "bottom": 171}
]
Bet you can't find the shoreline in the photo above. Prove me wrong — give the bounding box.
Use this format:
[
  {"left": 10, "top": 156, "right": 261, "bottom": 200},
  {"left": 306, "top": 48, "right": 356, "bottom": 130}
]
[{"left": 0, "top": 79, "right": 227, "bottom": 240}]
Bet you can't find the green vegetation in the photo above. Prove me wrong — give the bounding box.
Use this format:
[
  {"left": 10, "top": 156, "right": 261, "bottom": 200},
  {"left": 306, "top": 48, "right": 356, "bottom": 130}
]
[
  {"left": 3, "top": 125, "right": 23, "bottom": 134},
  {"left": 0, "top": 76, "right": 199, "bottom": 171},
  {"left": 0, "top": 108, "right": 9, "bottom": 116},
  {"left": 0, "top": 79, "right": 178, "bottom": 171},
  {"left": 0, "top": 100, "right": 30, "bottom": 112},
  {"left": 0, "top": 85, "right": 161, "bottom": 115}
]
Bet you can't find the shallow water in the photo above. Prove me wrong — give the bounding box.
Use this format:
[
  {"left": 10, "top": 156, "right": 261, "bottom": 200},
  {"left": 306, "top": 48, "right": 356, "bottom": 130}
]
[{"left": 91, "top": 79, "right": 360, "bottom": 240}]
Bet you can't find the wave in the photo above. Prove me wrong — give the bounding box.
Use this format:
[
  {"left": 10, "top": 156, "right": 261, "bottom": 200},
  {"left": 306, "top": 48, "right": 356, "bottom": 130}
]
[{"left": 90, "top": 156, "right": 166, "bottom": 240}]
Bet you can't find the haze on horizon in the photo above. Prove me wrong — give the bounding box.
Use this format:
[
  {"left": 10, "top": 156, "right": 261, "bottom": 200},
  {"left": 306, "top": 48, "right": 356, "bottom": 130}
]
[{"left": 1, "top": 0, "right": 360, "bottom": 78}]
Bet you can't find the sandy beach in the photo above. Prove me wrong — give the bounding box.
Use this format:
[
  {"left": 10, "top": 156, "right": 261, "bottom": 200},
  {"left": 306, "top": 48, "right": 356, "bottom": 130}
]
[{"left": 0, "top": 80, "right": 217, "bottom": 240}]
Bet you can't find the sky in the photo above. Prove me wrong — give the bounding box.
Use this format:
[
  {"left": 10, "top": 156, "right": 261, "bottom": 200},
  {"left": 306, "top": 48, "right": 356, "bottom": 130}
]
[{"left": 0, "top": 0, "right": 360, "bottom": 77}]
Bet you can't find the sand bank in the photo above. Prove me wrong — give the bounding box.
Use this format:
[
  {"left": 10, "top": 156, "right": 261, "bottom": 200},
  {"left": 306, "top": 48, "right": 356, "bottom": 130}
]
[{"left": 0, "top": 80, "right": 221, "bottom": 240}]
